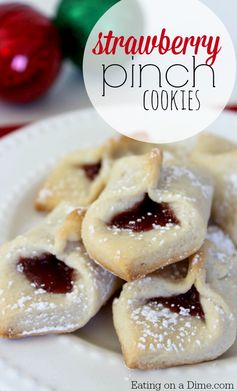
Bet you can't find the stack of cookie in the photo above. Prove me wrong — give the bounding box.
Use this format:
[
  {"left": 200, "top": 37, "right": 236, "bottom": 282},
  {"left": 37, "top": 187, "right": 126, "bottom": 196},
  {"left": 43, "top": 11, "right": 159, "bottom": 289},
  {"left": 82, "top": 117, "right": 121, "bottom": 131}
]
[{"left": 0, "top": 134, "right": 237, "bottom": 369}]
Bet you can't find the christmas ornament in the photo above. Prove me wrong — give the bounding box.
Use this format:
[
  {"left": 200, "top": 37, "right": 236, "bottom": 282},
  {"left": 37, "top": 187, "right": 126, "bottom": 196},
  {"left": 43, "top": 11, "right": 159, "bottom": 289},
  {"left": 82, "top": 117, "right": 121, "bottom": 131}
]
[
  {"left": 55, "top": 0, "right": 118, "bottom": 66},
  {"left": 0, "top": 4, "right": 62, "bottom": 103}
]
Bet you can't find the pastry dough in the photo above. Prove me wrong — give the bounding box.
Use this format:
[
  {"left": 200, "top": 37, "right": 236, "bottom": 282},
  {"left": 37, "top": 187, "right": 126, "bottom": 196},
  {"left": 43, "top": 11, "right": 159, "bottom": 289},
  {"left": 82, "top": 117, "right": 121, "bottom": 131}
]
[
  {"left": 35, "top": 143, "right": 111, "bottom": 211},
  {"left": 82, "top": 149, "right": 213, "bottom": 280},
  {"left": 108, "top": 135, "right": 156, "bottom": 159},
  {"left": 191, "top": 133, "right": 237, "bottom": 246},
  {"left": 113, "top": 227, "right": 237, "bottom": 369},
  {"left": 0, "top": 203, "right": 120, "bottom": 338},
  {"left": 35, "top": 136, "right": 156, "bottom": 212}
]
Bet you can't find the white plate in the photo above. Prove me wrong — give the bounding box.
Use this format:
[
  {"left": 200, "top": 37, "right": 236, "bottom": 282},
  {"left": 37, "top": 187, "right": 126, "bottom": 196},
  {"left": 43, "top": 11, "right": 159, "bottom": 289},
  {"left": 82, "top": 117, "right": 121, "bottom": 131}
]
[{"left": 0, "top": 108, "right": 237, "bottom": 391}]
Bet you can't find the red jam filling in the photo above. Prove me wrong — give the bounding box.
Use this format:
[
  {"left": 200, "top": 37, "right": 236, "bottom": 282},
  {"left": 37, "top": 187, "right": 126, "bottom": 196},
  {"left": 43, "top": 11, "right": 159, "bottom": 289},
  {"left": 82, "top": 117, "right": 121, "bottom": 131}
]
[
  {"left": 149, "top": 285, "right": 204, "bottom": 319},
  {"left": 109, "top": 193, "right": 179, "bottom": 232},
  {"left": 17, "top": 253, "right": 75, "bottom": 294},
  {"left": 81, "top": 161, "right": 101, "bottom": 181}
]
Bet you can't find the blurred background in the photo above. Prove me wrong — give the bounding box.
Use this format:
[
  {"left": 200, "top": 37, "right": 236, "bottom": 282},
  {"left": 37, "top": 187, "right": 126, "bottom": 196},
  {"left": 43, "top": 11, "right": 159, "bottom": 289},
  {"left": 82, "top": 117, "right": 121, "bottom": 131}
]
[{"left": 0, "top": 0, "right": 236, "bottom": 130}]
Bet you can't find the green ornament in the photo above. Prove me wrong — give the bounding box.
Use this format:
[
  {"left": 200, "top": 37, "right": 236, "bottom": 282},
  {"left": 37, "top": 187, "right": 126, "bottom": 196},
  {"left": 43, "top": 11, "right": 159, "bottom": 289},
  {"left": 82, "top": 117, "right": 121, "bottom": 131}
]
[{"left": 55, "top": 0, "right": 118, "bottom": 66}]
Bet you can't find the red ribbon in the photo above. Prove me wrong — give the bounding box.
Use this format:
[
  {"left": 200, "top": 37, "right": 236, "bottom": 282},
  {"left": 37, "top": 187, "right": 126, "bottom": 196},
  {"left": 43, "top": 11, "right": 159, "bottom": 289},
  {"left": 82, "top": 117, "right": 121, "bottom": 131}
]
[
  {"left": 225, "top": 105, "right": 237, "bottom": 112},
  {"left": 0, "top": 124, "right": 27, "bottom": 138}
]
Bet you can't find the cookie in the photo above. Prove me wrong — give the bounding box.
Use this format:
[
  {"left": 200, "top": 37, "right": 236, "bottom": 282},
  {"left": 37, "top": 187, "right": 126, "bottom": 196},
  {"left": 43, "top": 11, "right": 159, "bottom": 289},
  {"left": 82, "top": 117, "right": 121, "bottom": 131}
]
[
  {"left": 82, "top": 149, "right": 213, "bottom": 280},
  {"left": 113, "top": 230, "right": 237, "bottom": 368},
  {"left": 192, "top": 132, "right": 237, "bottom": 246},
  {"left": 0, "top": 203, "right": 120, "bottom": 338}
]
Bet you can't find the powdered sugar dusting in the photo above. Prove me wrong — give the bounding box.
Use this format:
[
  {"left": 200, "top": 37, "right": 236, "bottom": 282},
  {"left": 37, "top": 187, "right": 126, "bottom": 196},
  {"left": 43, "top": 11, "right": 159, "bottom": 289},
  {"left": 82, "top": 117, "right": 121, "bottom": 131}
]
[
  {"left": 207, "top": 225, "right": 236, "bottom": 255},
  {"left": 129, "top": 300, "right": 204, "bottom": 353},
  {"left": 161, "top": 165, "right": 213, "bottom": 200}
]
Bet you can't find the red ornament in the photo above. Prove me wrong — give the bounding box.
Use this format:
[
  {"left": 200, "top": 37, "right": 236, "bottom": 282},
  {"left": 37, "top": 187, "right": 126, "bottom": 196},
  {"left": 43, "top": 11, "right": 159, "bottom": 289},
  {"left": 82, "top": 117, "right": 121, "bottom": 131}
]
[{"left": 0, "top": 3, "right": 62, "bottom": 103}]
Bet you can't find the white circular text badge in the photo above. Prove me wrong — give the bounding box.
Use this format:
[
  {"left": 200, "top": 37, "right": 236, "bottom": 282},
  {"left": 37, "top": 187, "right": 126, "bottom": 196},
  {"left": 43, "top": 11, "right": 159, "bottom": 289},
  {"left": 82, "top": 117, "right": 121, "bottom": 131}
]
[{"left": 83, "top": 0, "right": 236, "bottom": 143}]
